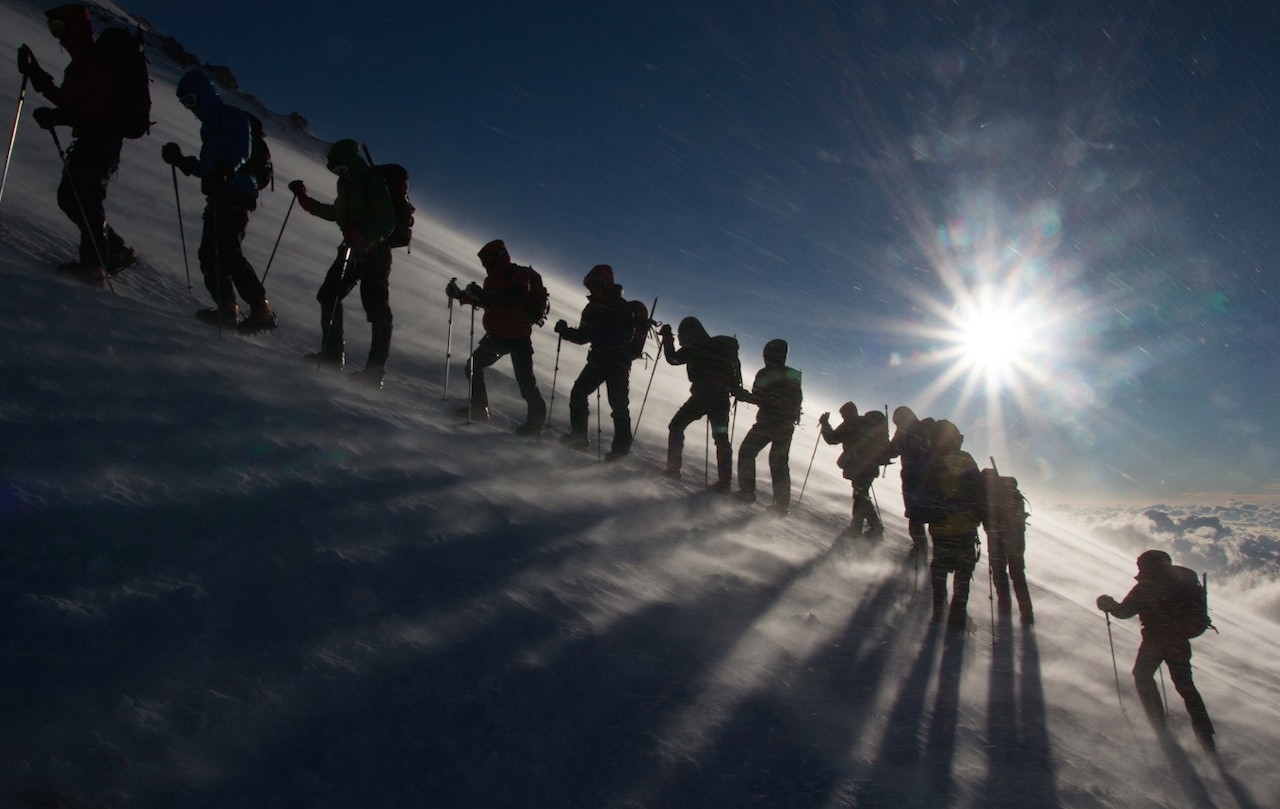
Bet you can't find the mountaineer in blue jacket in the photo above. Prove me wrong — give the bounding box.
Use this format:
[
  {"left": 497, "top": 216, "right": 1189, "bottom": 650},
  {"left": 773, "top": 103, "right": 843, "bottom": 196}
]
[{"left": 162, "top": 69, "right": 276, "bottom": 333}]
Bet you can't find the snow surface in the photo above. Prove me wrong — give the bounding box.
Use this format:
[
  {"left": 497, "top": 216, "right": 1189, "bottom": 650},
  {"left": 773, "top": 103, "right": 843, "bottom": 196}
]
[{"left": 1, "top": 1, "right": 1279, "bottom": 806}]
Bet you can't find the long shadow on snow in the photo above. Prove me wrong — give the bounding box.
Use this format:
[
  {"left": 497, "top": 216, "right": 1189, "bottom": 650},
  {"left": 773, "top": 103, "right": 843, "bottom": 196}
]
[
  {"left": 645, "top": 558, "right": 926, "bottom": 808},
  {"left": 851, "top": 617, "right": 947, "bottom": 808},
  {"left": 187, "top": 529, "right": 828, "bottom": 807},
  {"left": 0, "top": 467, "right": 608, "bottom": 745}
]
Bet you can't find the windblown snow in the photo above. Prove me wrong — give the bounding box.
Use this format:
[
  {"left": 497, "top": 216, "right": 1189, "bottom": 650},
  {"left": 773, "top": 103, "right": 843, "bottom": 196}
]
[{"left": 1, "top": 1, "right": 1278, "bottom": 807}]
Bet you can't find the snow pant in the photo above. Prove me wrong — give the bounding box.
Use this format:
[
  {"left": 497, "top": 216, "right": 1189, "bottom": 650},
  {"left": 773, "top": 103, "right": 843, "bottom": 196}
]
[
  {"left": 198, "top": 199, "right": 265, "bottom": 309},
  {"left": 902, "top": 473, "right": 929, "bottom": 551},
  {"left": 1132, "top": 638, "right": 1214, "bottom": 744},
  {"left": 930, "top": 530, "right": 979, "bottom": 623},
  {"left": 849, "top": 471, "right": 884, "bottom": 535},
  {"left": 737, "top": 420, "right": 794, "bottom": 507},
  {"left": 568, "top": 358, "right": 632, "bottom": 454},
  {"left": 987, "top": 529, "right": 1033, "bottom": 619},
  {"left": 667, "top": 391, "right": 732, "bottom": 486},
  {"left": 467, "top": 334, "right": 547, "bottom": 428},
  {"left": 56, "top": 132, "right": 126, "bottom": 265},
  {"left": 317, "top": 243, "right": 393, "bottom": 371}
]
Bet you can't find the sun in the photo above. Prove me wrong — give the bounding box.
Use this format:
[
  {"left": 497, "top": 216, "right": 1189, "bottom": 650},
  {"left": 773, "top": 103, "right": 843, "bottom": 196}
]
[
  {"left": 954, "top": 292, "right": 1037, "bottom": 382},
  {"left": 903, "top": 281, "right": 1062, "bottom": 406}
]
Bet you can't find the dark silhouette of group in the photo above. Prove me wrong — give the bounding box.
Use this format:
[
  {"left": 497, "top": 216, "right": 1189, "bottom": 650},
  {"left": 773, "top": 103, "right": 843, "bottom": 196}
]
[{"left": 12, "top": 2, "right": 1222, "bottom": 757}]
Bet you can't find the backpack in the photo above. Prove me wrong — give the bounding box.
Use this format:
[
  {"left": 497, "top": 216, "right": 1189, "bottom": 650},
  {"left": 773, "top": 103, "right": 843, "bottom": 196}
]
[
  {"left": 860, "top": 411, "right": 893, "bottom": 469},
  {"left": 981, "top": 468, "right": 1028, "bottom": 551},
  {"left": 626, "top": 299, "right": 651, "bottom": 360},
  {"left": 358, "top": 145, "right": 415, "bottom": 249},
  {"left": 836, "top": 412, "right": 892, "bottom": 480},
  {"left": 524, "top": 266, "right": 550, "bottom": 327},
  {"left": 1167, "top": 566, "right": 1214, "bottom": 639},
  {"left": 243, "top": 110, "right": 272, "bottom": 190},
  {"left": 370, "top": 163, "right": 414, "bottom": 249},
  {"left": 220, "top": 107, "right": 272, "bottom": 190},
  {"left": 708, "top": 335, "right": 742, "bottom": 391},
  {"left": 916, "top": 422, "right": 983, "bottom": 526},
  {"left": 94, "top": 26, "right": 151, "bottom": 139}
]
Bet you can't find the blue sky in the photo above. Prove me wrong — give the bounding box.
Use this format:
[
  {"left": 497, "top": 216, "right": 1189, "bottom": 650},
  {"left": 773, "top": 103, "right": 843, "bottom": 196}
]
[{"left": 97, "top": 0, "right": 1280, "bottom": 501}]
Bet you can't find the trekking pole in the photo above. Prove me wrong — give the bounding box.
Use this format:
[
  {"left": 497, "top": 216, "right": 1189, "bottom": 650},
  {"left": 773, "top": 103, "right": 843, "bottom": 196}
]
[
  {"left": 870, "top": 480, "right": 882, "bottom": 528},
  {"left": 442, "top": 281, "right": 455, "bottom": 399},
  {"left": 795, "top": 425, "right": 822, "bottom": 506},
  {"left": 547, "top": 333, "right": 563, "bottom": 428},
  {"left": 466, "top": 304, "right": 476, "bottom": 425},
  {"left": 212, "top": 204, "right": 224, "bottom": 337},
  {"left": 318, "top": 246, "right": 352, "bottom": 371},
  {"left": 596, "top": 387, "right": 603, "bottom": 461},
  {"left": 988, "top": 560, "right": 996, "bottom": 639},
  {"left": 882, "top": 405, "right": 890, "bottom": 477},
  {"left": 0, "top": 75, "right": 28, "bottom": 207},
  {"left": 704, "top": 420, "right": 711, "bottom": 488},
  {"left": 1105, "top": 612, "right": 1125, "bottom": 710},
  {"left": 170, "top": 164, "right": 192, "bottom": 290},
  {"left": 633, "top": 322, "right": 664, "bottom": 439},
  {"left": 260, "top": 194, "right": 295, "bottom": 284},
  {"left": 50, "top": 130, "right": 113, "bottom": 293}
]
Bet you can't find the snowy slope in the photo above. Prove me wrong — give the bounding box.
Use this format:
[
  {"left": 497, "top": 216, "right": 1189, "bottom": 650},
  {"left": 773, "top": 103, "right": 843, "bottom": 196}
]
[{"left": 2, "top": 1, "right": 1279, "bottom": 807}]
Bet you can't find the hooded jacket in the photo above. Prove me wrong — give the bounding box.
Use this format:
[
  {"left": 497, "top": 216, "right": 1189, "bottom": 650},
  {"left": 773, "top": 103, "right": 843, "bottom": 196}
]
[
  {"left": 889, "top": 408, "right": 936, "bottom": 517},
  {"left": 307, "top": 139, "right": 395, "bottom": 246},
  {"left": 662, "top": 317, "right": 741, "bottom": 396},
  {"left": 560, "top": 282, "right": 634, "bottom": 363},
  {"left": 737, "top": 341, "right": 802, "bottom": 428},
  {"left": 1110, "top": 563, "right": 1203, "bottom": 645},
  {"left": 34, "top": 5, "right": 118, "bottom": 137},
  {"left": 175, "top": 70, "right": 258, "bottom": 204}
]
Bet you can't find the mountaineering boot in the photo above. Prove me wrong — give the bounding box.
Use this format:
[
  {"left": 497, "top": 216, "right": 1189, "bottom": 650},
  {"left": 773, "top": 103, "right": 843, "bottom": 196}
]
[
  {"left": 365, "top": 320, "right": 392, "bottom": 378},
  {"left": 349, "top": 366, "right": 385, "bottom": 389},
  {"left": 108, "top": 246, "right": 136, "bottom": 272},
  {"left": 559, "top": 431, "right": 590, "bottom": 450},
  {"left": 239, "top": 300, "right": 278, "bottom": 334},
  {"left": 196, "top": 300, "right": 240, "bottom": 328},
  {"left": 456, "top": 404, "right": 489, "bottom": 422},
  {"left": 305, "top": 348, "right": 345, "bottom": 372},
  {"left": 514, "top": 422, "right": 543, "bottom": 438},
  {"left": 57, "top": 261, "right": 108, "bottom": 284},
  {"left": 734, "top": 489, "right": 758, "bottom": 504}
]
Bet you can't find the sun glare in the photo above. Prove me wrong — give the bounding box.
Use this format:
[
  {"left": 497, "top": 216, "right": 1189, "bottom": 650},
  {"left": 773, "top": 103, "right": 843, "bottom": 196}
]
[{"left": 955, "top": 295, "right": 1035, "bottom": 379}]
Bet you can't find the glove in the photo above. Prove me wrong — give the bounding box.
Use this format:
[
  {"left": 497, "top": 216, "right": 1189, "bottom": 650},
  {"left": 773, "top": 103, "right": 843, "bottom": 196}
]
[
  {"left": 160, "top": 142, "right": 184, "bottom": 167},
  {"left": 342, "top": 226, "right": 368, "bottom": 251},
  {"left": 818, "top": 412, "right": 830, "bottom": 425},
  {"left": 554, "top": 319, "right": 568, "bottom": 334},
  {"left": 1096, "top": 595, "right": 1117, "bottom": 613},
  {"left": 659, "top": 323, "right": 672, "bottom": 338},
  {"left": 287, "top": 180, "right": 317, "bottom": 213},
  {"left": 445, "top": 279, "right": 461, "bottom": 300},
  {"left": 17, "top": 44, "right": 37, "bottom": 77},
  {"left": 465, "top": 281, "right": 483, "bottom": 299},
  {"left": 31, "top": 106, "right": 61, "bottom": 130}
]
